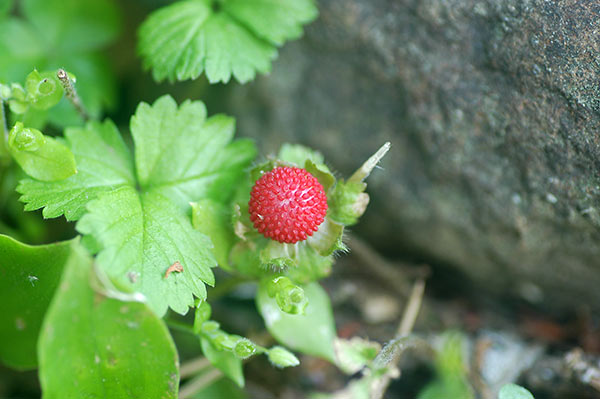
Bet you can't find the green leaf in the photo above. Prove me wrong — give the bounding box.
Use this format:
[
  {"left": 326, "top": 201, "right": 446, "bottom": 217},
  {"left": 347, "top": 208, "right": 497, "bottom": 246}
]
[
  {"left": 0, "top": 234, "right": 73, "bottom": 370},
  {"left": 257, "top": 281, "right": 336, "bottom": 362},
  {"left": 0, "top": 20, "right": 44, "bottom": 82},
  {"left": 131, "top": 95, "right": 256, "bottom": 208},
  {"left": 18, "top": 119, "right": 134, "bottom": 220},
  {"left": 38, "top": 243, "right": 179, "bottom": 399},
  {"left": 8, "top": 122, "right": 76, "bottom": 181},
  {"left": 190, "top": 377, "right": 247, "bottom": 399},
  {"left": 20, "top": 96, "right": 253, "bottom": 316},
  {"left": 499, "top": 384, "right": 535, "bottom": 399},
  {"left": 138, "top": 0, "right": 317, "bottom": 83},
  {"left": 192, "top": 199, "right": 235, "bottom": 270},
  {"left": 417, "top": 332, "right": 474, "bottom": 399},
  {"left": 22, "top": 0, "right": 121, "bottom": 52},
  {"left": 76, "top": 186, "right": 216, "bottom": 316},
  {"left": 24, "top": 69, "right": 63, "bottom": 110},
  {"left": 201, "top": 337, "right": 244, "bottom": 387},
  {"left": 222, "top": 0, "right": 317, "bottom": 45}
]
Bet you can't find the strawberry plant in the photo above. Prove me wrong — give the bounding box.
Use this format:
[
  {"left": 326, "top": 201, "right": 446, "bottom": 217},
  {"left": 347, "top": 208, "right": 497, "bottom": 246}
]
[{"left": 0, "top": 1, "right": 393, "bottom": 397}]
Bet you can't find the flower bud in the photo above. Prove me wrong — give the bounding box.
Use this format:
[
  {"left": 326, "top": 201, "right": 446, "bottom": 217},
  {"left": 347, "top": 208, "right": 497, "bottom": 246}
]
[
  {"left": 9, "top": 122, "right": 45, "bottom": 152},
  {"left": 268, "top": 346, "right": 300, "bottom": 368},
  {"left": 233, "top": 338, "right": 257, "bottom": 359}
]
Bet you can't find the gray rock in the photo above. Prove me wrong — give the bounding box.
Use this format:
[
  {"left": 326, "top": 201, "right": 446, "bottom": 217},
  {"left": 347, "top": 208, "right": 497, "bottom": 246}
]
[{"left": 228, "top": 0, "right": 600, "bottom": 313}]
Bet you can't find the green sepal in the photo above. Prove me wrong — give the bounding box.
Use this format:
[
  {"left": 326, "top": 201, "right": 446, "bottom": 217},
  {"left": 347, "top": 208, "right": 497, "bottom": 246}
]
[
  {"left": 328, "top": 180, "right": 369, "bottom": 226},
  {"left": 8, "top": 122, "right": 77, "bottom": 181},
  {"left": 277, "top": 143, "right": 325, "bottom": 166},
  {"left": 305, "top": 159, "right": 335, "bottom": 193},
  {"left": 259, "top": 240, "right": 296, "bottom": 270},
  {"left": 25, "top": 69, "right": 64, "bottom": 110},
  {"left": 307, "top": 217, "right": 345, "bottom": 256},
  {"left": 249, "top": 160, "right": 276, "bottom": 183}
]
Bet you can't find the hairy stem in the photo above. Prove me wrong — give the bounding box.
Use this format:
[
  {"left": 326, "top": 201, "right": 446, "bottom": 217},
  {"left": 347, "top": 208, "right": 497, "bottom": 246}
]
[{"left": 56, "top": 69, "right": 89, "bottom": 121}]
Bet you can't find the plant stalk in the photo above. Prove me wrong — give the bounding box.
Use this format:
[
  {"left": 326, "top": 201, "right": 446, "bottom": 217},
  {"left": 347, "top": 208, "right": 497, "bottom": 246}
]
[{"left": 56, "top": 69, "right": 89, "bottom": 121}]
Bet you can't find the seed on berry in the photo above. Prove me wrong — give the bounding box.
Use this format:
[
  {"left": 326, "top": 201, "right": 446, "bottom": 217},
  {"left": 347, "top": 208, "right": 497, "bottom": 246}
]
[{"left": 248, "top": 167, "right": 328, "bottom": 244}]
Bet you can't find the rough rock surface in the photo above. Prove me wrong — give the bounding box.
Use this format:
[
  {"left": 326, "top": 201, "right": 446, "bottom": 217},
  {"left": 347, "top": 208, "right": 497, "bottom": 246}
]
[{"left": 228, "top": 0, "right": 600, "bottom": 313}]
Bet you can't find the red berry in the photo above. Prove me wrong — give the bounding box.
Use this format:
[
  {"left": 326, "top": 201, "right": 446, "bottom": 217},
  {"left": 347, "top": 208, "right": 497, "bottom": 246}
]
[{"left": 249, "top": 167, "right": 328, "bottom": 244}]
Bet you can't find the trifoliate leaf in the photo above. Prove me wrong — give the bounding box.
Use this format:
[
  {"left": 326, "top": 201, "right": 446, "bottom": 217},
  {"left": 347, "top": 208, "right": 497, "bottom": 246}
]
[
  {"left": 138, "top": 0, "right": 317, "bottom": 83},
  {"left": 76, "top": 186, "right": 216, "bottom": 316},
  {"left": 38, "top": 242, "right": 179, "bottom": 399},
  {"left": 0, "top": 234, "right": 73, "bottom": 370},
  {"left": 20, "top": 96, "right": 254, "bottom": 316},
  {"left": 257, "top": 281, "right": 336, "bottom": 362},
  {"left": 17, "top": 119, "right": 134, "bottom": 220},
  {"left": 8, "top": 122, "right": 76, "bottom": 181},
  {"left": 131, "top": 95, "right": 256, "bottom": 208}
]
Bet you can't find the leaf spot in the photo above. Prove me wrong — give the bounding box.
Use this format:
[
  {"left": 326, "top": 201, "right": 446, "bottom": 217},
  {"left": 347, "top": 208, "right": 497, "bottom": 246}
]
[
  {"left": 27, "top": 275, "right": 39, "bottom": 286},
  {"left": 15, "top": 317, "right": 26, "bottom": 331},
  {"left": 164, "top": 261, "right": 183, "bottom": 278}
]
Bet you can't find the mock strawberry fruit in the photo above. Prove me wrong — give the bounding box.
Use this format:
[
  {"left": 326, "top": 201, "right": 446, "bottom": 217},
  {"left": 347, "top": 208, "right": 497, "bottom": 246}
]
[{"left": 249, "top": 166, "right": 328, "bottom": 244}]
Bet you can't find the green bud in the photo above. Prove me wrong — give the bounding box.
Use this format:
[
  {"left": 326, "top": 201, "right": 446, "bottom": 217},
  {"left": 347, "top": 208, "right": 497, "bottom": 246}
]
[
  {"left": 0, "top": 84, "right": 11, "bottom": 99},
  {"left": 200, "top": 320, "right": 220, "bottom": 334},
  {"left": 25, "top": 69, "right": 64, "bottom": 110},
  {"left": 193, "top": 301, "right": 212, "bottom": 333},
  {"left": 9, "top": 122, "right": 45, "bottom": 151},
  {"left": 267, "top": 346, "right": 300, "bottom": 368},
  {"left": 212, "top": 333, "right": 238, "bottom": 351},
  {"left": 11, "top": 83, "right": 26, "bottom": 101},
  {"left": 233, "top": 338, "right": 257, "bottom": 359},
  {"left": 267, "top": 276, "right": 308, "bottom": 314}
]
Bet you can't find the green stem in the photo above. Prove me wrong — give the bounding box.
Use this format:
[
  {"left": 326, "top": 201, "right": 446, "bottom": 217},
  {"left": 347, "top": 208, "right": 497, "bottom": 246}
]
[
  {"left": 166, "top": 318, "right": 196, "bottom": 335},
  {"left": 0, "top": 98, "right": 10, "bottom": 160}
]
